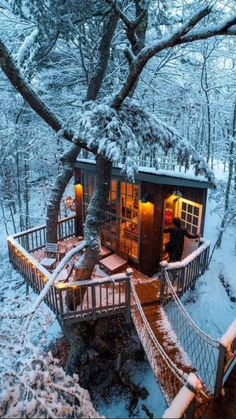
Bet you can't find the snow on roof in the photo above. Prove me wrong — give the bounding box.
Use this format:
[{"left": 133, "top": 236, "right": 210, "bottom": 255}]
[{"left": 77, "top": 158, "right": 209, "bottom": 185}]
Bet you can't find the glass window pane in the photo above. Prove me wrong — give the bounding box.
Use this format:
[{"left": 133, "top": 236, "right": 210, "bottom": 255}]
[
  {"left": 181, "top": 210, "right": 186, "bottom": 220},
  {"left": 192, "top": 226, "right": 197, "bottom": 235},
  {"left": 194, "top": 207, "right": 199, "bottom": 216},
  {"left": 187, "top": 213, "right": 192, "bottom": 223}
]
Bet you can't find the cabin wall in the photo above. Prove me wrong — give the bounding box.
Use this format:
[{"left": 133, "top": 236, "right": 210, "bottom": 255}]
[
  {"left": 139, "top": 183, "right": 163, "bottom": 276},
  {"left": 74, "top": 164, "right": 208, "bottom": 277}
]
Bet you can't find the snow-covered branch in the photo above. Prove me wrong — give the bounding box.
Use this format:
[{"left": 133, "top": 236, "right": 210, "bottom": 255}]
[
  {"left": 0, "top": 39, "right": 92, "bottom": 152},
  {"left": 0, "top": 314, "right": 102, "bottom": 418},
  {"left": 73, "top": 98, "right": 216, "bottom": 186},
  {"left": 112, "top": 6, "right": 236, "bottom": 109}
]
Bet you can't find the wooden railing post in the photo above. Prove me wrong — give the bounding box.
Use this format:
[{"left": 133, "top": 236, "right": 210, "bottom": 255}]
[
  {"left": 160, "top": 261, "right": 168, "bottom": 304},
  {"left": 91, "top": 283, "right": 97, "bottom": 320},
  {"left": 214, "top": 343, "right": 226, "bottom": 396},
  {"left": 125, "top": 268, "right": 132, "bottom": 323}
]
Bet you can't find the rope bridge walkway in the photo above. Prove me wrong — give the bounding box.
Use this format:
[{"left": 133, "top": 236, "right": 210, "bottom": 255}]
[{"left": 130, "top": 276, "right": 210, "bottom": 416}]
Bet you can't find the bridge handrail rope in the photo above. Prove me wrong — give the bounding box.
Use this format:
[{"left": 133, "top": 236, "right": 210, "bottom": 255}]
[
  {"left": 130, "top": 279, "right": 187, "bottom": 385},
  {"left": 164, "top": 271, "right": 219, "bottom": 347}
]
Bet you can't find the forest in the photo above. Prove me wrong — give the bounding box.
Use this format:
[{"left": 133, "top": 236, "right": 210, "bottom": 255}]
[{"left": 0, "top": 0, "right": 236, "bottom": 418}]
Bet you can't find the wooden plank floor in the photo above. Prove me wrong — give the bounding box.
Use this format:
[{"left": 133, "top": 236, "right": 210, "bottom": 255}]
[{"left": 132, "top": 272, "right": 194, "bottom": 375}]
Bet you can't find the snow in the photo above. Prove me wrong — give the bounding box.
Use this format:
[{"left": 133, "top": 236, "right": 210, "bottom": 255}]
[
  {"left": 163, "top": 373, "right": 202, "bottom": 419},
  {"left": 77, "top": 156, "right": 210, "bottom": 184},
  {"left": 73, "top": 98, "right": 216, "bottom": 185},
  {"left": 181, "top": 171, "right": 236, "bottom": 341},
  {"left": 16, "top": 29, "right": 39, "bottom": 68},
  {"left": 220, "top": 319, "right": 236, "bottom": 350},
  {"left": 97, "top": 361, "right": 167, "bottom": 418}
]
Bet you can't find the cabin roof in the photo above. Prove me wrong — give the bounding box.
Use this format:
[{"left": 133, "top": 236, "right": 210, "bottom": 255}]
[{"left": 76, "top": 158, "right": 210, "bottom": 189}]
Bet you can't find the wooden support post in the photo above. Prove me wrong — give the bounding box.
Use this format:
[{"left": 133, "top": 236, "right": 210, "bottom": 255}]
[
  {"left": 214, "top": 343, "right": 226, "bottom": 396},
  {"left": 125, "top": 268, "right": 132, "bottom": 323},
  {"left": 91, "top": 284, "right": 97, "bottom": 320},
  {"left": 159, "top": 261, "right": 167, "bottom": 304}
]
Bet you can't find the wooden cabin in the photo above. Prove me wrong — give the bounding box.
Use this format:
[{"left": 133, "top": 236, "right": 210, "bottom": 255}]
[{"left": 73, "top": 157, "right": 209, "bottom": 276}]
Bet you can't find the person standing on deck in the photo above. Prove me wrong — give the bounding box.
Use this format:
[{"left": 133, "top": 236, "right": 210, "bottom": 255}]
[{"left": 164, "top": 217, "right": 199, "bottom": 262}]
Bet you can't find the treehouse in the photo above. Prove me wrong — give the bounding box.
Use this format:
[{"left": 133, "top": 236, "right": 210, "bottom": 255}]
[{"left": 73, "top": 154, "right": 209, "bottom": 276}]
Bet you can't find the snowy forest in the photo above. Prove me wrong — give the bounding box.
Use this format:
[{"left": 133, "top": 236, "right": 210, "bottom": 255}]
[{"left": 1, "top": 0, "right": 236, "bottom": 418}]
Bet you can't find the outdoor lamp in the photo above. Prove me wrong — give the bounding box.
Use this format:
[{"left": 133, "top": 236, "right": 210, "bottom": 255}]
[
  {"left": 172, "top": 190, "right": 182, "bottom": 197},
  {"left": 140, "top": 193, "right": 150, "bottom": 204}
]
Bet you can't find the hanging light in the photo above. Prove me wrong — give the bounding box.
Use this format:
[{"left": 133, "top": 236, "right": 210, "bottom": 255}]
[
  {"left": 140, "top": 192, "right": 150, "bottom": 204},
  {"left": 172, "top": 190, "right": 182, "bottom": 197}
]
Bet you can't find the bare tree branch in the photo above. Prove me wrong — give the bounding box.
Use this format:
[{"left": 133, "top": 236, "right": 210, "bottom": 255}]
[
  {"left": 112, "top": 5, "right": 236, "bottom": 109},
  {"left": 104, "top": 0, "right": 133, "bottom": 29},
  {"left": 104, "top": 0, "right": 140, "bottom": 53}
]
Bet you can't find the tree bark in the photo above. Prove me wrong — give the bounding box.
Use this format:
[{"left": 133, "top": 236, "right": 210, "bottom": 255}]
[
  {"left": 84, "top": 11, "right": 118, "bottom": 101},
  {"left": 75, "top": 155, "right": 112, "bottom": 278},
  {"left": 46, "top": 145, "right": 80, "bottom": 243},
  {"left": 45, "top": 10, "right": 118, "bottom": 244},
  {"left": 66, "top": 155, "right": 112, "bottom": 309}
]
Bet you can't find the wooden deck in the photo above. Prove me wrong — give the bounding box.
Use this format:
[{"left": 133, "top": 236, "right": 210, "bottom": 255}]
[{"left": 8, "top": 216, "right": 217, "bottom": 416}]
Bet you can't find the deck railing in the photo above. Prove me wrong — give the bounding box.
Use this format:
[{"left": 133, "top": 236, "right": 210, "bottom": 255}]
[
  {"left": 7, "top": 221, "right": 131, "bottom": 325},
  {"left": 159, "top": 238, "right": 210, "bottom": 303},
  {"left": 55, "top": 271, "right": 131, "bottom": 325},
  {"left": 12, "top": 215, "right": 76, "bottom": 252}
]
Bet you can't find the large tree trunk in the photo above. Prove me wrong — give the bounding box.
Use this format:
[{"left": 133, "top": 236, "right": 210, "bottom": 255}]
[
  {"left": 74, "top": 155, "right": 112, "bottom": 279},
  {"left": 66, "top": 156, "right": 112, "bottom": 309},
  {"left": 46, "top": 145, "right": 80, "bottom": 243},
  {"left": 45, "top": 10, "right": 118, "bottom": 244}
]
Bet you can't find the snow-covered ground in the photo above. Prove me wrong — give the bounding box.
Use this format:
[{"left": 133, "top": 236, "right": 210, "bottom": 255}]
[
  {"left": 182, "top": 184, "right": 236, "bottom": 339},
  {"left": 97, "top": 364, "right": 167, "bottom": 418}
]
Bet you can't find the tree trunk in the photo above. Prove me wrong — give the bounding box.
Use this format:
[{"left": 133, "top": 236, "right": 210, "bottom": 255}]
[
  {"left": 46, "top": 145, "right": 80, "bottom": 243},
  {"left": 23, "top": 145, "right": 30, "bottom": 229},
  {"left": 66, "top": 156, "right": 112, "bottom": 319},
  {"left": 45, "top": 10, "right": 118, "bottom": 244},
  {"left": 74, "top": 155, "right": 112, "bottom": 279}
]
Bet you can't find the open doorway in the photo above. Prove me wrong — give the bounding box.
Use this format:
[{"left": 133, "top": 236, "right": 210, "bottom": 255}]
[{"left": 162, "top": 194, "right": 202, "bottom": 261}]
